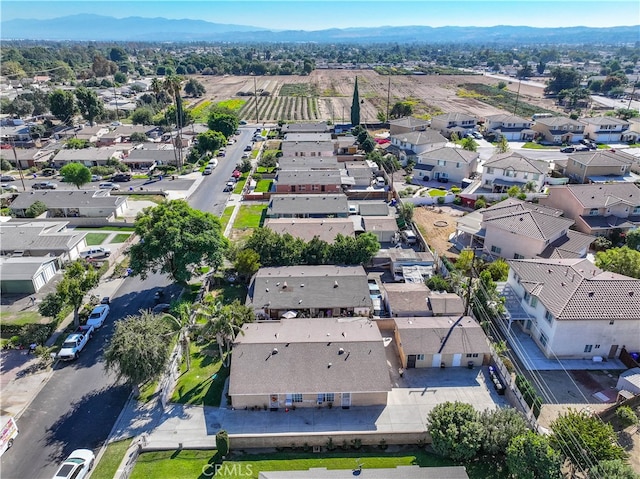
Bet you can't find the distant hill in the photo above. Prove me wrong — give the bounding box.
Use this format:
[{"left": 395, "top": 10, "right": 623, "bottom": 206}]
[{"left": 1, "top": 15, "right": 638, "bottom": 44}]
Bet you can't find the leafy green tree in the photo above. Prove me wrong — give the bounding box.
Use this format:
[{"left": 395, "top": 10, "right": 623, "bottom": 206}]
[
  {"left": 234, "top": 248, "right": 261, "bottom": 282},
  {"left": 130, "top": 132, "right": 147, "bottom": 143},
  {"left": 507, "top": 185, "right": 522, "bottom": 197},
  {"left": 216, "top": 430, "right": 230, "bottom": 456},
  {"left": 496, "top": 136, "right": 510, "bottom": 154},
  {"left": 398, "top": 202, "right": 414, "bottom": 224},
  {"left": 616, "top": 108, "right": 639, "bottom": 120},
  {"left": 258, "top": 150, "right": 277, "bottom": 169},
  {"left": 486, "top": 258, "right": 510, "bottom": 282},
  {"left": 589, "top": 459, "right": 640, "bottom": 479},
  {"left": 361, "top": 136, "right": 376, "bottom": 153},
  {"left": 66, "top": 138, "right": 89, "bottom": 149},
  {"left": 56, "top": 260, "right": 100, "bottom": 328},
  {"left": 131, "top": 107, "right": 154, "bottom": 125},
  {"left": 302, "top": 236, "right": 331, "bottom": 265},
  {"left": 207, "top": 112, "right": 238, "bottom": 139},
  {"left": 550, "top": 409, "right": 626, "bottom": 473},
  {"left": 426, "top": 275, "right": 453, "bottom": 293},
  {"left": 350, "top": 76, "right": 361, "bottom": 126},
  {"left": 196, "top": 130, "right": 226, "bottom": 154},
  {"left": 427, "top": 401, "right": 484, "bottom": 461},
  {"left": 104, "top": 311, "right": 172, "bottom": 396},
  {"left": 461, "top": 137, "right": 478, "bottom": 151},
  {"left": 7, "top": 97, "right": 34, "bottom": 117},
  {"left": 545, "top": 68, "right": 581, "bottom": 95},
  {"left": 113, "top": 72, "right": 127, "bottom": 84},
  {"left": 49, "top": 89, "right": 78, "bottom": 125},
  {"left": 75, "top": 87, "right": 103, "bottom": 126},
  {"left": 390, "top": 101, "right": 414, "bottom": 119},
  {"left": 595, "top": 246, "right": 640, "bottom": 278},
  {"left": 109, "top": 47, "right": 127, "bottom": 62},
  {"left": 129, "top": 200, "right": 227, "bottom": 284},
  {"left": 1, "top": 60, "right": 26, "bottom": 80},
  {"left": 60, "top": 163, "right": 92, "bottom": 189},
  {"left": 626, "top": 229, "right": 640, "bottom": 251},
  {"left": 506, "top": 431, "right": 562, "bottom": 479},
  {"left": 184, "top": 78, "right": 206, "bottom": 97},
  {"left": 25, "top": 200, "right": 47, "bottom": 218},
  {"left": 480, "top": 407, "right": 528, "bottom": 457},
  {"left": 38, "top": 292, "right": 65, "bottom": 319}
]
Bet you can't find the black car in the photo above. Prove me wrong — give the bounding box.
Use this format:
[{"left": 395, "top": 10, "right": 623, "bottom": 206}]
[
  {"left": 560, "top": 146, "right": 576, "bottom": 153},
  {"left": 0, "top": 175, "right": 15, "bottom": 182},
  {"left": 112, "top": 173, "right": 132, "bottom": 182}
]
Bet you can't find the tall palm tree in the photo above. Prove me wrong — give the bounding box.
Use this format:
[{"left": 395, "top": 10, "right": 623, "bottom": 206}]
[
  {"left": 163, "top": 75, "right": 184, "bottom": 168},
  {"left": 159, "top": 302, "right": 194, "bottom": 372},
  {"left": 150, "top": 77, "right": 163, "bottom": 102}
]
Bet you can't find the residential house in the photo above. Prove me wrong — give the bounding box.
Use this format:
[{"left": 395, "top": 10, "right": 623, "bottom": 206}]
[
  {"left": 263, "top": 218, "right": 355, "bottom": 243},
  {"left": 0, "top": 220, "right": 87, "bottom": 263},
  {"left": 372, "top": 248, "right": 435, "bottom": 282},
  {"left": 266, "top": 194, "right": 349, "bottom": 219},
  {"left": 383, "top": 282, "right": 430, "bottom": 317},
  {"left": 273, "top": 169, "right": 345, "bottom": 194},
  {"left": 281, "top": 122, "right": 331, "bottom": 134},
  {"left": 0, "top": 123, "right": 35, "bottom": 148},
  {"left": 10, "top": 190, "right": 128, "bottom": 219},
  {"left": 247, "top": 265, "right": 372, "bottom": 319},
  {"left": 389, "top": 116, "right": 431, "bottom": 136},
  {"left": 484, "top": 114, "right": 536, "bottom": 141},
  {"left": 50, "top": 147, "right": 121, "bottom": 168},
  {"left": 97, "top": 125, "right": 161, "bottom": 146},
  {"left": 0, "top": 147, "right": 55, "bottom": 169},
  {"left": 73, "top": 125, "right": 109, "bottom": 143},
  {"left": 283, "top": 133, "right": 333, "bottom": 143},
  {"left": 562, "top": 150, "right": 636, "bottom": 184},
  {"left": 389, "top": 130, "right": 448, "bottom": 164},
  {"left": 582, "top": 116, "right": 632, "bottom": 143},
  {"left": 229, "top": 318, "right": 391, "bottom": 410},
  {"left": 277, "top": 156, "right": 340, "bottom": 171},
  {"left": 430, "top": 113, "right": 478, "bottom": 139},
  {"left": 394, "top": 316, "right": 490, "bottom": 368},
  {"left": 124, "top": 147, "right": 181, "bottom": 169},
  {"left": 532, "top": 117, "right": 585, "bottom": 144},
  {"left": 281, "top": 140, "right": 335, "bottom": 158},
  {"left": 481, "top": 152, "right": 548, "bottom": 193},
  {"left": 454, "top": 198, "right": 594, "bottom": 260},
  {"left": 351, "top": 201, "right": 390, "bottom": 217},
  {"left": 258, "top": 466, "right": 470, "bottom": 479},
  {"left": 502, "top": 258, "right": 640, "bottom": 359},
  {"left": 0, "top": 256, "right": 58, "bottom": 294},
  {"left": 427, "top": 291, "right": 465, "bottom": 316},
  {"left": 362, "top": 216, "right": 398, "bottom": 243},
  {"left": 540, "top": 183, "right": 640, "bottom": 237},
  {"left": 344, "top": 160, "right": 379, "bottom": 187},
  {"left": 415, "top": 147, "right": 479, "bottom": 184}
]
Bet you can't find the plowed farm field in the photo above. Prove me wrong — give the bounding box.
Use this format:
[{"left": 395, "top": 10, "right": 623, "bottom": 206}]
[{"left": 190, "top": 70, "right": 559, "bottom": 123}]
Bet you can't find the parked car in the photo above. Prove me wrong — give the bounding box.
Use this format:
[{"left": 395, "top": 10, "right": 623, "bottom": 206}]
[
  {"left": 1, "top": 184, "right": 18, "bottom": 192},
  {"left": 99, "top": 182, "right": 120, "bottom": 190},
  {"left": 0, "top": 416, "right": 18, "bottom": 457},
  {"left": 80, "top": 247, "right": 111, "bottom": 260},
  {"left": 580, "top": 139, "right": 597, "bottom": 149},
  {"left": 111, "top": 173, "right": 132, "bottom": 182},
  {"left": 208, "top": 158, "right": 218, "bottom": 168},
  {"left": 52, "top": 449, "right": 95, "bottom": 479},
  {"left": 401, "top": 230, "right": 417, "bottom": 245},
  {"left": 239, "top": 120, "right": 248, "bottom": 125},
  {"left": 152, "top": 303, "right": 171, "bottom": 314},
  {"left": 575, "top": 146, "right": 590, "bottom": 152},
  {"left": 471, "top": 131, "right": 483, "bottom": 139},
  {"left": 202, "top": 166, "right": 213, "bottom": 175},
  {"left": 57, "top": 325, "right": 94, "bottom": 361},
  {"left": 0, "top": 175, "right": 15, "bottom": 182},
  {"left": 32, "top": 181, "right": 57, "bottom": 190},
  {"left": 241, "top": 152, "right": 250, "bottom": 159},
  {"left": 100, "top": 296, "right": 110, "bottom": 305},
  {"left": 87, "top": 304, "right": 110, "bottom": 328},
  {"left": 41, "top": 168, "right": 57, "bottom": 177},
  {"left": 90, "top": 175, "right": 102, "bottom": 182},
  {"left": 227, "top": 139, "right": 235, "bottom": 145},
  {"left": 224, "top": 181, "right": 235, "bottom": 192},
  {"left": 560, "top": 146, "right": 576, "bottom": 153},
  {"left": 244, "top": 145, "right": 252, "bottom": 152}
]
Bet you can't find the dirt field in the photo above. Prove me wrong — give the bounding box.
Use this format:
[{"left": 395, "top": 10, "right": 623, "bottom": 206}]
[
  {"left": 191, "top": 70, "right": 559, "bottom": 123},
  {"left": 413, "top": 205, "right": 466, "bottom": 259}
]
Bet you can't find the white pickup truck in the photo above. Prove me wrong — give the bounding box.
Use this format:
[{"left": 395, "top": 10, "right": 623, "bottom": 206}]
[{"left": 57, "top": 325, "right": 94, "bottom": 361}]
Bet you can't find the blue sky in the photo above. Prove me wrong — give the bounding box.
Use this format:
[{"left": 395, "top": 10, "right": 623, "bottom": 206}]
[{"left": 2, "top": 1, "right": 639, "bottom": 29}]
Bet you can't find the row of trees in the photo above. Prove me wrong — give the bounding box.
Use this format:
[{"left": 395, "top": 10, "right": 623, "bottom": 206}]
[{"left": 427, "top": 401, "right": 636, "bottom": 478}]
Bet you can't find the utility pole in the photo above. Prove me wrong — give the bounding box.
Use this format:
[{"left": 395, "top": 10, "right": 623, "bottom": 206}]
[
  {"left": 386, "top": 76, "right": 391, "bottom": 123},
  {"left": 253, "top": 76, "right": 259, "bottom": 124},
  {"left": 464, "top": 248, "right": 477, "bottom": 316},
  {"left": 513, "top": 78, "right": 522, "bottom": 116},
  {"left": 11, "top": 142, "right": 26, "bottom": 192}
]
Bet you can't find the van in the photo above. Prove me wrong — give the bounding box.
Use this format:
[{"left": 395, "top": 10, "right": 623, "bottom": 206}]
[
  {"left": 208, "top": 158, "right": 218, "bottom": 168},
  {"left": 0, "top": 416, "right": 18, "bottom": 456},
  {"left": 401, "top": 230, "right": 417, "bottom": 245},
  {"left": 80, "top": 247, "right": 111, "bottom": 260}
]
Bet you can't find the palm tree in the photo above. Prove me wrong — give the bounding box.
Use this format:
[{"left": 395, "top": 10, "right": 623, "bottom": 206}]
[
  {"left": 163, "top": 75, "right": 184, "bottom": 168},
  {"left": 158, "top": 302, "right": 194, "bottom": 372},
  {"left": 150, "top": 77, "right": 163, "bottom": 102}
]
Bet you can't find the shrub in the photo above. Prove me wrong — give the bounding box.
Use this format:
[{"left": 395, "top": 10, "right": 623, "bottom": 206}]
[
  {"left": 216, "top": 430, "right": 229, "bottom": 456},
  {"left": 453, "top": 197, "right": 462, "bottom": 205},
  {"left": 616, "top": 405, "right": 638, "bottom": 427},
  {"left": 25, "top": 200, "right": 47, "bottom": 218},
  {"left": 437, "top": 196, "right": 445, "bottom": 204},
  {"left": 450, "top": 186, "right": 461, "bottom": 194},
  {"left": 474, "top": 198, "right": 486, "bottom": 209}
]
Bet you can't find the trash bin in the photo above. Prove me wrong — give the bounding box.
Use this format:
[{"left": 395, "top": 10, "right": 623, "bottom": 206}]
[{"left": 467, "top": 361, "right": 474, "bottom": 369}]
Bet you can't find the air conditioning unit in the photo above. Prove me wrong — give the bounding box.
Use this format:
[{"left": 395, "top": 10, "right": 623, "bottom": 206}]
[{"left": 312, "top": 445, "right": 321, "bottom": 453}]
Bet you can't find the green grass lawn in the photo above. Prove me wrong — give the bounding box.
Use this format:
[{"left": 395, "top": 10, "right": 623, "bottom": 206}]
[
  {"left": 256, "top": 166, "right": 276, "bottom": 174},
  {"left": 219, "top": 206, "right": 234, "bottom": 231},
  {"left": 171, "top": 342, "right": 229, "bottom": 407},
  {"left": 110, "top": 233, "right": 131, "bottom": 243},
  {"left": 428, "top": 188, "right": 446, "bottom": 197},
  {"left": 189, "top": 100, "right": 212, "bottom": 122},
  {"left": 251, "top": 149, "right": 260, "bottom": 159},
  {"left": 131, "top": 448, "right": 505, "bottom": 479},
  {"left": 254, "top": 180, "right": 272, "bottom": 193},
  {"left": 90, "top": 440, "right": 131, "bottom": 479},
  {"left": 205, "top": 282, "right": 248, "bottom": 304},
  {"left": 233, "top": 205, "right": 267, "bottom": 229},
  {"left": 597, "top": 144, "right": 612, "bottom": 149},
  {"left": 521, "top": 142, "right": 549, "bottom": 149},
  {"left": 84, "top": 233, "right": 110, "bottom": 245},
  {"left": 233, "top": 178, "right": 247, "bottom": 194},
  {"left": 137, "top": 379, "right": 159, "bottom": 403},
  {"left": 0, "top": 310, "right": 45, "bottom": 326},
  {"left": 76, "top": 226, "right": 136, "bottom": 231}
]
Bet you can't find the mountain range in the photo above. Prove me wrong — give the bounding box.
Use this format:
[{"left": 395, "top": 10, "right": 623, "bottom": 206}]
[{"left": 1, "top": 14, "right": 638, "bottom": 44}]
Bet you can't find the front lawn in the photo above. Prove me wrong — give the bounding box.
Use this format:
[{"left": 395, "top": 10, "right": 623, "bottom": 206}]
[
  {"left": 219, "top": 206, "right": 234, "bottom": 231},
  {"left": 110, "top": 233, "right": 131, "bottom": 243},
  {"left": 90, "top": 440, "right": 131, "bottom": 479},
  {"left": 0, "top": 310, "right": 45, "bottom": 326},
  {"left": 428, "top": 188, "right": 446, "bottom": 197},
  {"left": 521, "top": 142, "right": 548, "bottom": 149},
  {"left": 203, "top": 282, "right": 248, "bottom": 304},
  {"left": 233, "top": 177, "right": 247, "bottom": 194},
  {"left": 597, "top": 144, "right": 612, "bottom": 149},
  {"left": 233, "top": 205, "right": 266, "bottom": 229},
  {"left": 254, "top": 180, "right": 272, "bottom": 193},
  {"left": 85, "top": 233, "right": 109, "bottom": 245},
  {"left": 171, "top": 341, "right": 229, "bottom": 407},
  {"left": 131, "top": 448, "right": 504, "bottom": 479}
]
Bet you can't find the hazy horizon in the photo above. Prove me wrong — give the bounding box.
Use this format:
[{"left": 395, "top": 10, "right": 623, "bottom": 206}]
[{"left": 2, "top": 0, "right": 639, "bottom": 30}]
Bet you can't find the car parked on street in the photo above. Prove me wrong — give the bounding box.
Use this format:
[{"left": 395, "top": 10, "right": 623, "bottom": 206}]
[
  {"left": 0, "top": 175, "right": 15, "bottom": 182},
  {"left": 111, "top": 173, "right": 132, "bottom": 182},
  {"left": 244, "top": 145, "right": 252, "bottom": 152},
  {"left": 224, "top": 181, "right": 235, "bottom": 192},
  {"left": 91, "top": 175, "right": 102, "bottom": 182},
  {"left": 1, "top": 184, "right": 18, "bottom": 192},
  {"left": 560, "top": 146, "right": 576, "bottom": 153},
  {"left": 202, "top": 166, "right": 213, "bottom": 175},
  {"left": 52, "top": 449, "right": 95, "bottom": 479},
  {"left": 99, "top": 182, "right": 120, "bottom": 190},
  {"left": 86, "top": 304, "right": 110, "bottom": 328},
  {"left": 32, "top": 181, "right": 57, "bottom": 189}
]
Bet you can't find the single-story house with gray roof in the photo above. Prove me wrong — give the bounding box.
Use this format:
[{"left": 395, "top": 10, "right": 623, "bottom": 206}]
[
  {"left": 51, "top": 147, "right": 122, "bottom": 168},
  {"left": 273, "top": 169, "right": 344, "bottom": 194},
  {"left": 0, "top": 256, "right": 58, "bottom": 294},
  {"left": 281, "top": 122, "right": 331, "bottom": 134},
  {"left": 263, "top": 218, "right": 355, "bottom": 243},
  {"left": 259, "top": 465, "right": 469, "bottom": 479},
  {"left": 362, "top": 215, "right": 397, "bottom": 243},
  {"left": 277, "top": 156, "right": 340, "bottom": 170},
  {"left": 394, "top": 316, "right": 490, "bottom": 368},
  {"left": 247, "top": 265, "right": 372, "bottom": 319},
  {"left": 10, "top": 190, "right": 128, "bottom": 219},
  {"left": 280, "top": 140, "right": 335, "bottom": 158},
  {"left": 229, "top": 318, "right": 391, "bottom": 410},
  {"left": 266, "top": 194, "right": 349, "bottom": 219},
  {"left": 0, "top": 220, "right": 87, "bottom": 262}
]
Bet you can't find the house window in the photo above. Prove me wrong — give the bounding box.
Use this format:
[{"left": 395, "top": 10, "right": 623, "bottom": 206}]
[
  {"left": 584, "top": 344, "right": 593, "bottom": 353},
  {"left": 491, "top": 245, "right": 502, "bottom": 254},
  {"left": 486, "top": 167, "right": 494, "bottom": 174},
  {"left": 299, "top": 185, "right": 306, "bottom": 191},
  {"left": 312, "top": 185, "right": 320, "bottom": 191},
  {"left": 539, "top": 332, "right": 548, "bottom": 347},
  {"left": 505, "top": 170, "right": 515, "bottom": 177},
  {"left": 523, "top": 172, "right": 529, "bottom": 179},
  {"left": 292, "top": 393, "right": 303, "bottom": 403},
  {"left": 544, "top": 310, "right": 553, "bottom": 323},
  {"left": 456, "top": 162, "right": 461, "bottom": 168},
  {"left": 514, "top": 253, "right": 524, "bottom": 259},
  {"left": 530, "top": 297, "right": 538, "bottom": 308},
  {"left": 317, "top": 393, "right": 334, "bottom": 403},
  {"left": 609, "top": 320, "right": 615, "bottom": 325},
  {"left": 633, "top": 206, "right": 640, "bottom": 214},
  {"left": 524, "top": 291, "right": 530, "bottom": 302},
  {"left": 416, "top": 354, "right": 425, "bottom": 361},
  {"left": 595, "top": 344, "right": 600, "bottom": 349},
  {"left": 437, "top": 160, "right": 446, "bottom": 166},
  {"left": 514, "top": 274, "right": 520, "bottom": 283},
  {"left": 589, "top": 208, "right": 599, "bottom": 216}
]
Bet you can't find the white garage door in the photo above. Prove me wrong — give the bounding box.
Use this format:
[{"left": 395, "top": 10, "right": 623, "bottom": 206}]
[
  {"left": 452, "top": 353, "right": 462, "bottom": 367},
  {"left": 33, "top": 272, "right": 46, "bottom": 292},
  {"left": 432, "top": 353, "right": 442, "bottom": 368}
]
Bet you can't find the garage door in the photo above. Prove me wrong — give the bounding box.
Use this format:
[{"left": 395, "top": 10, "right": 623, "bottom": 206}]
[
  {"left": 432, "top": 353, "right": 442, "bottom": 368},
  {"left": 452, "top": 354, "right": 462, "bottom": 367},
  {"left": 33, "top": 272, "right": 46, "bottom": 292}
]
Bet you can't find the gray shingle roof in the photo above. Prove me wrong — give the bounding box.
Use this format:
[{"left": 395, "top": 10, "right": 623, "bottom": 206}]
[
  {"left": 9, "top": 190, "right": 126, "bottom": 210},
  {"left": 0, "top": 256, "right": 57, "bottom": 280},
  {"left": 277, "top": 156, "right": 340, "bottom": 170},
  {"left": 248, "top": 265, "right": 372, "bottom": 311},
  {"left": 427, "top": 292, "right": 465, "bottom": 315},
  {"left": 485, "top": 114, "right": 532, "bottom": 124},
  {"left": 394, "top": 316, "right": 490, "bottom": 355},
  {"left": 538, "top": 230, "right": 595, "bottom": 259},
  {"left": 483, "top": 151, "right": 548, "bottom": 174},
  {"left": 267, "top": 194, "right": 349, "bottom": 216},
  {"left": 281, "top": 141, "right": 335, "bottom": 154},
  {"left": 276, "top": 169, "right": 342, "bottom": 186},
  {"left": 263, "top": 218, "right": 355, "bottom": 243},
  {"left": 52, "top": 148, "right": 119, "bottom": 162},
  {"left": 392, "top": 130, "right": 448, "bottom": 145},
  {"left": 229, "top": 318, "right": 390, "bottom": 396},
  {"left": 433, "top": 112, "right": 477, "bottom": 123},
  {"left": 389, "top": 117, "right": 432, "bottom": 128},
  {"left": 283, "top": 133, "right": 332, "bottom": 142},
  {"left": 383, "top": 283, "right": 430, "bottom": 315},
  {"left": 362, "top": 216, "right": 397, "bottom": 233},
  {"left": 483, "top": 209, "right": 573, "bottom": 241},
  {"left": 281, "top": 122, "right": 330, "bottom": 133},
  {"left": 534, "top": 117, "right": 585, "bottom": 128},
  {"left": 507, "top": 258, "right": 640, "bottom": 320},
  {"left": 569, "top": 150, "right": 635, "bottom": 167},
  {"left": 0, "top": 222, "right": 86, "bottom": 252},
  {"left": 582, "top": 116, "right": 630, "bottom": 127},
  {"left": 560, "top": 183, "right": 640, "bottom": 208},
  {"left": 419, "top": 146, "right": 479, "bottom": 164}
]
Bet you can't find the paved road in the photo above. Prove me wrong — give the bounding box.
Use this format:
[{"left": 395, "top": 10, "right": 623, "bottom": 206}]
[
  {"left": 189, "top": 127, "right": 255, "bottom": 216},
  {"left": 0, "top": 273, "right": 176, "bottom": 479}
]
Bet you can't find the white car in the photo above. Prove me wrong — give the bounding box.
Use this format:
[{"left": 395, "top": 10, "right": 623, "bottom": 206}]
[
  {"left": 99, "top": 182, "right": 120, "bottom": 190},
  {"left": 87, "top": 304, "right": 110, "bottom": 328},
  {"left": 1, "top": 184, "right": 18, "bottom": 192},
  {"left": 80, "top": 247, "right": 111, "bottom": 260},
  {"left": 91, "top": 175, "right": 102, "bottom": 182},
  {"left": 208, "top": 158, "right": 218, "bottom": 168},
  {"left": 241, "top": 152, "right": 250, "bottom": 159},
  {"left": 52, "top": 449, "right": 95, "bottom": 479}
]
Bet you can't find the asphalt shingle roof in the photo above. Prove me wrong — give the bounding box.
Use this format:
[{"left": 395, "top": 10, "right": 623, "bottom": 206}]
[
  {"left": 267, "top": 194, "right": 349, "bottom": 216},
  {"left": 419, "top": 146, "right": 479, "bottom": 164},
  {"left": 263, "top": 218, "right": 355, "bottom": 243},
  {"left": 10, "top": 190, "right": 126, "bottom": 210},
  {"left": 394, "top": 316, "right": 490, "bottom": 355},
  {"left": 276, "top": 169, "right": 342, "bottom": 185},
  {"left": 277, "top": 156, "right": 340, "bottom": 170},
  {"left": 507, "top": 258, "right": 640, "bottom": 320},
  {"left": 229, "top": 318, "right": 390, "bottom": 396},
  {"left": 392, "top": 130, "right": 448, "bottom": 145},
  {"left": 561, "top": 183, "right": 640, "bottom": 208},
  {"left": 568, "top": 150, "right": 635, "bottom": 167},
  {"left": 483, "top": 151, "right": 548, "bottom": 174}
]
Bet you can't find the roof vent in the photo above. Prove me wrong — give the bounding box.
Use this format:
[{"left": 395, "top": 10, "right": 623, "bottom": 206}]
[
  {"left": 561, "top": 282, "right": 566, "bottom": 286},
  {"left": 272, "top": 348, "right": 278, "bottom": 355},
  {"left": 338, "top": 348, "right": 344, "bottom": 355},
  {"left": 265, "top": 288, "right": 269, "bottom": 292},
  {"left": 334, "top": 280, "right": 339, "bottom": 288},
  {"left": 588, "top": 291, "right": 595, "bottom": 297},
  {"left": 630, "top": 291, "right": 635, "bottom": 297},
  {"left": 327, "top": 362, "right": 332, "bottom": 368},
  {"left": 300, "top": 283, "right": 304, "bottom": 287},
  {"left": 282, "top": 281, "right": 287, "bottom": 289},
  {"left": 548, "top": 269, "right": 553, "bottom": 274},
  {"left": 519, "top": 217, "right": 523, "bottom": 221}
]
